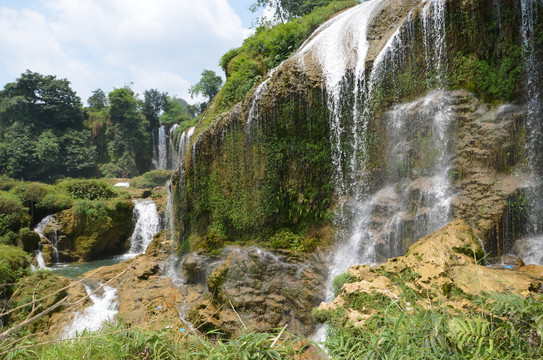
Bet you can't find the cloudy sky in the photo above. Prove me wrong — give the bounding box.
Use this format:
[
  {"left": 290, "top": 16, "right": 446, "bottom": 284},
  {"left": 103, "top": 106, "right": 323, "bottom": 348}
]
[{"left": 0, "top": 0, "right": 259, "bottom": 104}]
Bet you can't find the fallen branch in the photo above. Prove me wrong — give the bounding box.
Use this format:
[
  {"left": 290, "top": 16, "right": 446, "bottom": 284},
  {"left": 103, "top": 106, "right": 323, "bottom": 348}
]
[
  {"left": 0, "top": 297, "right": 68, "bottom": 341},
  {"left": 229, "top": 300, "right": 247, "bottom": 330},
  {"left": 271, "top": 324, "right": 288, "bottom": 348}
]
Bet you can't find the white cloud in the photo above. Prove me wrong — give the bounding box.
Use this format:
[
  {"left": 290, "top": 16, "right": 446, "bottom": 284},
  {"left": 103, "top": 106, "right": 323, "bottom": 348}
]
[{"left": 0, "top": 0, "right": 249, "bottom": 103}]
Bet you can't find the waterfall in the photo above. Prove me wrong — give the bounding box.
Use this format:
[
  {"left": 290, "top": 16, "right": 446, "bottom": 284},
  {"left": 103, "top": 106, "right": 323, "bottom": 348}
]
[
  {"left": 515, "top": 0, "right": 543, "bottom": 264},
  {"left": 169, "top": 124, "right": 179, "bottom": 170},
  {"left": 125, "top": 199, "right": 161, "bottom": 257},
  {"left": 32, "top": 215, "right": 59, "bottom": 267},
  {"left": 421, "top": 0, "right": 447, "bottom": 86},
  {"left": 177, "top": 127, "right": 195, "bottom": 165},
  {"left": 157, "top": 125, "right": 168, "bottom": 169},
  {"left": 64, "top": 283, "right": 118, "bottom": 337}
]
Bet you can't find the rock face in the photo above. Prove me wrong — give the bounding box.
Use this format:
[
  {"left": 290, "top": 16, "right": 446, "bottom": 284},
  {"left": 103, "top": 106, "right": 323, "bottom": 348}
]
[
  {"left": 173, "top": 0, "right": 543, "bottom": 262},
  {"left": 40, "top": 200, "right": 134, "bottom": 264},
  {"left": 317, "top": 220, "right": 543, "bottom": 326},
  {"left": 174, "top": 246, "right": 327, "bottom": 337}
]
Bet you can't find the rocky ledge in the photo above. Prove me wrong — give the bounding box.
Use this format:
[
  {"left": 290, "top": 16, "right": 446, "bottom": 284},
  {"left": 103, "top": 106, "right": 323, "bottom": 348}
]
[{"left": 316, "top": 219, "right": 543, "bottom": 329}]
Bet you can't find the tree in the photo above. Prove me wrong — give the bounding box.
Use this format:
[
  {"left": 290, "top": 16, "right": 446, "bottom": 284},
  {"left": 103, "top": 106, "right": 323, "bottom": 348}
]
[
  {"left": 251, "top": 0, "right": 334, "bottom": 22},
  {"left": 0, "top": 70, "right": 84, "bottom": 131},
  {"left": 189, "top": 70, "right": 223, "bottom": 102},
  {"left": 142, "top": 89, "right": 168, "bottom": 129},
  {"left": 106, "top": 87, "right": 150, "bottom": 176},
  {"left": 87, "top": 89, "right": 108, "bottom": 110}
]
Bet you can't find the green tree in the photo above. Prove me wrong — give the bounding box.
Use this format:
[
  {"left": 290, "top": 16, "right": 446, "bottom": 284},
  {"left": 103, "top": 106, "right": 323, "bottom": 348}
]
[
  {"left": 251, "top": 0, "right": 335, "bottom": 22},
  {"left": 35, "top": 130, "right": 61, "bottom": 172},
  {"left": 87, "top": 88, "right": 108, "bottom": 110},
  {"left": 189, "top": 70, "right": 223, "bottom": 102},
  {"left": 61, "top": 129, "right": 97, "bottom": 177},
  {"left": 105, "top": 87, "right": 150, "bottom": 176},
  {"left": 0, "top": 70, "right": 84, "bottom": 131},
  {"left": 142, "top": 89, "right": 168, "bottom": 129}
]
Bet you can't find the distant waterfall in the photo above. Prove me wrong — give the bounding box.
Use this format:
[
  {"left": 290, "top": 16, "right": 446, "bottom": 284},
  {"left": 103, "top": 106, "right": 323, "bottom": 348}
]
[
  {"left": 157, "top": 125, "right": 168, "bottom": 169},
  {"left": 169, "top": 124, "right": 179, "bottom": 170},
  {"left": 64, "top": 283, "right": 118, "bottom": 337},
  {"left": 125, "top": 199, "right": 160, "bottom": 257}
]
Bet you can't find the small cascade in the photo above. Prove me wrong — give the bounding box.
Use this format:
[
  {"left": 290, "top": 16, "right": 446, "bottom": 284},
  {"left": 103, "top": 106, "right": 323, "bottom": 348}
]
[
  {"left": 64, "top": 283, "right": 118, "bottom": 337},
  {"left": 125, "top": 199, "right": 161, "bottom": 257},
  {"left": 157, "top": 125, "right": 168, "bottom": 169},
  {"left": 169, "top": 124, "right": 179, "bottom": 170},
  {"left": 32, "top": 215, "right": 59, "bottom": 267},
  {"left": 177, "top": 127, "right": 195, "bottom": 164}
]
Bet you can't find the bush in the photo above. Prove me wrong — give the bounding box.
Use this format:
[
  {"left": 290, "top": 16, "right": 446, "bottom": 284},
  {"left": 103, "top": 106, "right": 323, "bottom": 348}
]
[
  {"left": 0, "top": 244, "right": 29, "bottom": 297},
  {"left": 0, "top": 192, "right": 29, "bottom": 235},
  {"left": 131, "top": 170, "right": 173, "bottom": 188},
  {"left": 59, "top": 179, "right": 117, "bottom": 200}
]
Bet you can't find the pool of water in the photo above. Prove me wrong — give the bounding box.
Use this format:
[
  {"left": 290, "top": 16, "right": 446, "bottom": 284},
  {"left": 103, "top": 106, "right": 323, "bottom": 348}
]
[{"left": 49, "top": 254, "right": 135, "bottom": 278}]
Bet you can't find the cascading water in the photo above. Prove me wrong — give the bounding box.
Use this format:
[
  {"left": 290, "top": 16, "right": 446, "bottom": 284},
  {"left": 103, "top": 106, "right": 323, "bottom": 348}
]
[
  {"left": 169, "top": 124, "right": 179, "bottom": 170},
  {"left": 177, "top": 127, "right": 195, "bottom": 164},
  {"left": 32, "top": 215, "right": 54, "bottom": 269},
  {"left": 513, "top": 0, "right": 543, "bottom": 264},
  {"left": 64, "top": 283, "right": 118, "bottom": 337},
  {"left": 157, "top": 125, "right": 168, "bottom": 170},
  {"left": 125, "top": 199, "right": 161, "bottom": 257},
  {"left": 293, "top": 0, "right": 456, "bottom": 312}
]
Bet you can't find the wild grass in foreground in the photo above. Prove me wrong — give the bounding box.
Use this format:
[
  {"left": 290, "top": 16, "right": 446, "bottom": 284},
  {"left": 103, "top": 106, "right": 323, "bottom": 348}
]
[{"left": 0, "top": 324, "right": 307, "bottom": 360}]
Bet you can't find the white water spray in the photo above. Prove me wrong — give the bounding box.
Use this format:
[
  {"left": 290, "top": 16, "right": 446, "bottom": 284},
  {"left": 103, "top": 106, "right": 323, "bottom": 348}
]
[
  {"left": 64, "top": 283, "right": 118, "bottom": 337},
  {"left": 125, "top": 199, "right": 161, "bottom": 257}
]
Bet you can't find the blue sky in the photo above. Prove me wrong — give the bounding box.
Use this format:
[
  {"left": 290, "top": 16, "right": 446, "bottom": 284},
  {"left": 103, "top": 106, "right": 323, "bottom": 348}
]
[{"left": 0, "top": 0, "right": 260, "bottom": 104}]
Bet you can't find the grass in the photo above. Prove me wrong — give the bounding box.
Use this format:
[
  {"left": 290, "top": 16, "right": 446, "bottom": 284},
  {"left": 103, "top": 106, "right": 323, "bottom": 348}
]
[{"left": 0, "top": 324, "right": 307, "bottom": 360}]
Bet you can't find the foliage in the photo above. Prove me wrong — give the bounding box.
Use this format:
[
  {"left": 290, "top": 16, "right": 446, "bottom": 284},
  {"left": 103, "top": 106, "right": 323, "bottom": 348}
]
[
  {"left": 142, "top": 89, "right": 168, "bottom": 129},
  {"left": 317, "top": 283, "right": 543, "bottom": 359},
  {"left": 0, "top": 70, "right": 84, "bottom": 131},
  {"left": 0, "top": 324, "right": 304, "bottom": 360},
  {"left": 160, "top": 97, "right": 200, "bottom": 126},
  {"left": 59, "top": 179, "right": 117, "bottom": 200},
  {"left": 0, "top": 192, "right": 28, "bottom": 236},
  {"left": 105, "top": 87, "right": 151, "bottom": 177},
  {"left": 332, "top": 273, "right": 359, "bottom": 297},
  {"left": 0, "top": 244, "right": 29, "bottom": 300},
  {"left": 250, "top": 0, "right": 342, "bottom": 22},
  {"left": 131, "top": 170, "right": 173, "bottom": 189},
  {"left": 190, "top": 70, "right": 223, "bottom": 102},
  {"left": 87, "top": 88, "right": 108, "bottom": 110},
  {"left": 268, "top": 230, "right": 319, "bottom": 253},
  {"left": 215, "top": 0, "right": 357, "bottom": 111}
]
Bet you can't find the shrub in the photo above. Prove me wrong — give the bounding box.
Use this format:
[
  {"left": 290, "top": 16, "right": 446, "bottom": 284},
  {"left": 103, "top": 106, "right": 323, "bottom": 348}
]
[
  {"left": 59, "top": 179, "right": 117, "bottom": 200},
  {"left": 131, "top": 170, "right": 173, "bottom": 188},
  {"left": 0, "top": 244, "right": 29, "bottom": 296},
  {"left": 0, "top": 192, "right": 28, "bottom": 235}
]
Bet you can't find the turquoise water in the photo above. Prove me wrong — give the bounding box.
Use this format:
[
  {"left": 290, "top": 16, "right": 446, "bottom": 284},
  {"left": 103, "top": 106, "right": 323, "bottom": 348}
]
[{"left": 49, "top": 255, "right": 133, "bottom": 278}]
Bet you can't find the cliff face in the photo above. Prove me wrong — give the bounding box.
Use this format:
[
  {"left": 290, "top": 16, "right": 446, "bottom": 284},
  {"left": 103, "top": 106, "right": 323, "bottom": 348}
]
[{"left": 174, "top": 0, "right": 543, "bottom": 262}]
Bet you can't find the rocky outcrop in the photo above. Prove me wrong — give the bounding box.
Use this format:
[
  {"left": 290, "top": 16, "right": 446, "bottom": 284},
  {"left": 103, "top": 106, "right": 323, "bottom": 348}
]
[
  {"left": 175, "top": 246, "right": 327, "bottom": 337},
  {"left": 317, "top": 220, "right": 543, "bottom": 327},
  {"left": 40, "top": 200, "right": 134, "bottom": 264}
]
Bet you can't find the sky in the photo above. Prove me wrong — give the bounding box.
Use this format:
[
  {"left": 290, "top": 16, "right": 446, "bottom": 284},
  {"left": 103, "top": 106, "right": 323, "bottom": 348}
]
[{"left": 0, "top": 0, "right": 260, "bottom": 104}]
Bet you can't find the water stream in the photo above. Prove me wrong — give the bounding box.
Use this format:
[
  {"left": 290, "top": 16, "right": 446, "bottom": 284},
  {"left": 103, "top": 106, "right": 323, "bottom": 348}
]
[{"left": 64, "top": 283, "right": 119, "bottom": 337}]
